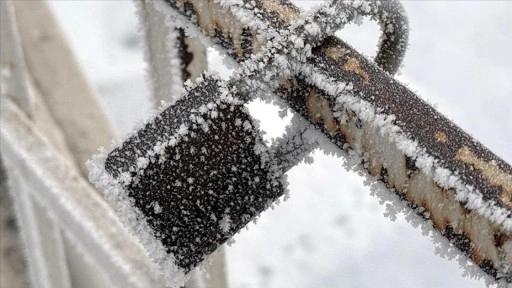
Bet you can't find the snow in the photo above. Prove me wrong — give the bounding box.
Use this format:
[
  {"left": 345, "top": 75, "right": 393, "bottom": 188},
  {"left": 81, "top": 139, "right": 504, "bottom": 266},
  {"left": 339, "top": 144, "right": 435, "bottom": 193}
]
[
  {"left": 220, "top": 215, "right": 232, "bottom": 233},
  {"left": 49, "top": 1, "right": 512, "bottom": 288}
]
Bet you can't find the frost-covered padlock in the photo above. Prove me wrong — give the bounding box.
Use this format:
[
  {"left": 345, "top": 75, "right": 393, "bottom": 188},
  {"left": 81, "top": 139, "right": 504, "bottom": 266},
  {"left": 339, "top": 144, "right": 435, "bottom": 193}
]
[{"left": 88, "top": 74, "right": 289, "bottom": 282}]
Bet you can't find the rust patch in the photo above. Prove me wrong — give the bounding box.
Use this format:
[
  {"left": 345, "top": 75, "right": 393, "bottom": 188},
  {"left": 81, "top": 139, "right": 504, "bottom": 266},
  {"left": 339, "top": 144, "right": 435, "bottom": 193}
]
[
  {"left": 494, "top": 231, "right": 508, "bottom": 247},
  {"left": 323, "top": 47, "right": 350, "bottom": 61},
  {"left": 305, "top": 89, "right": 337, "bottom": 135},
  {"left": 438, "top": 218, "right": 451, "bottom": 232},
  {"left": 344, "top": 58, "right": 370, "bottom": 84},
  {"left": 434, "top": 131, "right": 448, "bottom": 143},
  {"left": 282, "top": 78, "right": 296, "bottom": 90},
  {"left": 261, "top": 0, "right": 300, "bottom": 23},
  {"left": 213, "top": 20, "right": 222, "bottom": 31},
  {"left": 455, "top": 146, "right": 512, "bottom": 207},
  {"left": 337, "top": 123, "right": 355, "bottom": 147}
]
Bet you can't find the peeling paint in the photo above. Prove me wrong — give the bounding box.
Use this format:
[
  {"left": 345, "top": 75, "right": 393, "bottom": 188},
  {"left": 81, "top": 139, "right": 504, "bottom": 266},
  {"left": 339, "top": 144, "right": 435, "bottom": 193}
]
[
  {"left": 455, "top": 146, "right": 512, "bottom": 207},
  {"left": 261, "top": 0, "right": 300, "bottom": 23},
  {"left": 344, "top": 58, "right": 369, "bottom": 84},
  {"left": 323, "top": 46, "right": 350, "bottom": 61},
  {"left": 434, "top": 131, "right": 448, "bottom": 143},
  {"left": 305, "top": 89, "right": 337, "bottom": 135}
]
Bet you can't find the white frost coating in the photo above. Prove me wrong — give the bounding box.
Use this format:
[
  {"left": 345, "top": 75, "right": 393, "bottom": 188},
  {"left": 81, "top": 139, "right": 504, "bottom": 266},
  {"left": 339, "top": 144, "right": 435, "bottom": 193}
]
[
  {"left": 153, "top": 202, "right": 162, "bottom": 214},
  {"left": 295, "top": 59, "right": 512, "bottom": 233},
  {"left": 136, "top": 157, "right": 150, "bottom": 171},
  {"left": 219, "top": 215, "right": 231, "bottom": 233},
  {"left": 155, "top": 2, "right": 511, "bottom": 280},
  {"left": 87, "top": 150, "right": 187, "bottom": 287}
]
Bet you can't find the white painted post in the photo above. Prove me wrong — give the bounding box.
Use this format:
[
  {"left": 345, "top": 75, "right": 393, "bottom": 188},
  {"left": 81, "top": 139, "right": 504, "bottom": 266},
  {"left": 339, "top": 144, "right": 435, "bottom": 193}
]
[
  {"left": 1, "top": 1, "right": 165, "bottom": 287},
  {"left": 11, "top": 0, "right": 117, "bottom": 177},
  {"left": 1, "top": 2, "right": 72, "bottom": 287},
  {"left": 1, "top": 99, "right": 166, "bottom": 287}
]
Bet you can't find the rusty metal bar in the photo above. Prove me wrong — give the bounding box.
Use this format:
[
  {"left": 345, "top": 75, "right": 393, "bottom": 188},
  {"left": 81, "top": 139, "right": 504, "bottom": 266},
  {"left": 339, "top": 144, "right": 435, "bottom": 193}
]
[{"left": 155, "top": 0, "right": 512, "bottom": 283}]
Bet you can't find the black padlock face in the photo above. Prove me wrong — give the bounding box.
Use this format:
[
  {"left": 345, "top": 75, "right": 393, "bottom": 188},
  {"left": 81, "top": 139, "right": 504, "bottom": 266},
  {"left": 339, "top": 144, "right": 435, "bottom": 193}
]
[{"left": 103, "top": 76, "right": 284, "bottom": 273}]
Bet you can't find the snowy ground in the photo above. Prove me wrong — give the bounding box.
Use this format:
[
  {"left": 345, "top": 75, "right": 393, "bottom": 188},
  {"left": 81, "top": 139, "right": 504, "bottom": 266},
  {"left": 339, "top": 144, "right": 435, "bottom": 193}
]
[{"left": 49, "top": 1, "right": 511, "bottom": 287}]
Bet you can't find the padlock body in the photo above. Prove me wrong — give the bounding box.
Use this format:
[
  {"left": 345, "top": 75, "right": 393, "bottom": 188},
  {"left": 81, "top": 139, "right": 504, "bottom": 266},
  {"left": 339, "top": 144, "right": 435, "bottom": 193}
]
[{"left": 104, "top": 76, "right": 284, "bottom": 272}]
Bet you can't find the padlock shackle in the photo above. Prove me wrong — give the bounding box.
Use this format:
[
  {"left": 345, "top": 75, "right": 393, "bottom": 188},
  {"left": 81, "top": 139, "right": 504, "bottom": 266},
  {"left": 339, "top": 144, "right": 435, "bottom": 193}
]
[{"left": 357, "top": 0, "right": 409, "bottom": 75}]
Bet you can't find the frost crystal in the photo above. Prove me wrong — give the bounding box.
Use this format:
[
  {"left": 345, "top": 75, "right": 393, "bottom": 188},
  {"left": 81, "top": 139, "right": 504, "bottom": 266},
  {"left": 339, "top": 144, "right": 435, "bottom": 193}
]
[{"left": 219, "top": 215, "right": 231, "bottom": 233}]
